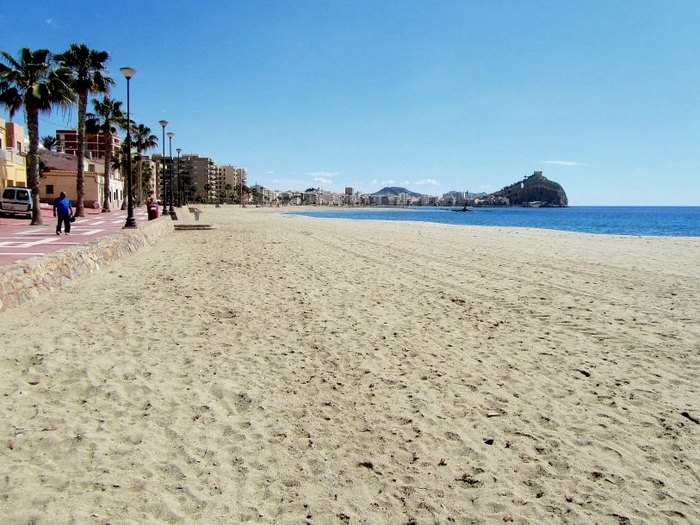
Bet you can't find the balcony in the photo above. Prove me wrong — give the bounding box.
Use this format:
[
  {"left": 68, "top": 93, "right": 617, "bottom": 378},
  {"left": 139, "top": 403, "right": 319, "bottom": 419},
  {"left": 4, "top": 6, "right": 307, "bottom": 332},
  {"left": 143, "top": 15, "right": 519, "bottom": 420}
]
[{"left": 0, "top": 148, "right": 26, "bottom": 165}]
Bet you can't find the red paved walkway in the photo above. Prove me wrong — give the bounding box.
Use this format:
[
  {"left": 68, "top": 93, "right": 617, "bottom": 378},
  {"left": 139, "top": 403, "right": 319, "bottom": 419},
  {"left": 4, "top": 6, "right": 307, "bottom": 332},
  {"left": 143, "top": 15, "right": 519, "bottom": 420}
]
[{"left": 0, "top": 204, "right": 151, "bottom": 267}]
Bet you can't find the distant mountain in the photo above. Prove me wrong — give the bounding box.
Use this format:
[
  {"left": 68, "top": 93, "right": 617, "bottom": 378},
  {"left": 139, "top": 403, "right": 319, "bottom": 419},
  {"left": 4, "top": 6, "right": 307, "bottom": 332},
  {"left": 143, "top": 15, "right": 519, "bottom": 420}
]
[{"left": 371, "top": 186, "right": 424, "bottom": 198}]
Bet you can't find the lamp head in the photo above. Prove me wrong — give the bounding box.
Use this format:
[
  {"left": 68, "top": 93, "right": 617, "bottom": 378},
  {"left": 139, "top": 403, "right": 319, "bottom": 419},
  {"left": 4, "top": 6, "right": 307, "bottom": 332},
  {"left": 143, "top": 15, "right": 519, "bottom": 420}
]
[
  {"left": 159, "top": 120, "right": 168, "bottom": 128},
  {"left": 176, "top": 148, "right": 182, "bottom": 154},
  {"left": 167, "top": 132, "right": 174, "bottom": 139},
  {"left": 120, "top": 67, "right": 136, "bottom": 79}
]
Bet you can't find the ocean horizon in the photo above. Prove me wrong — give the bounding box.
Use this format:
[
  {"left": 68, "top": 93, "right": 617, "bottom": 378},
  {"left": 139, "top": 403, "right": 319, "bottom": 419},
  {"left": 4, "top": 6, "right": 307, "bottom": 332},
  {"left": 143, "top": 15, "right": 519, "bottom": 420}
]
[{"left": 289, "top": 206, "right": 700, "bottom": 237}]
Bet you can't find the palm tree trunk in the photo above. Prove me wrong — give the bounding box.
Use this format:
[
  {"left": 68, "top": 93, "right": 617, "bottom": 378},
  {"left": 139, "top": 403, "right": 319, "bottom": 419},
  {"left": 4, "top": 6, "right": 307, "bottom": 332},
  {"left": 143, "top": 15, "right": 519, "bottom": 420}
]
[
  {"left": 75, "top": 91, "right": 87, "bottom": 217},
  {"left": 137, "top": 159, "right": 143, "bottom": 206},
  {"left": 102, "top": 130, "right": 112, "bottom": 212},
  {"left": 26, "top": 105, "right": 44, "bottom": 226},
  {"left": 120, "top": 159, "right": 127, "bottom": 210}
]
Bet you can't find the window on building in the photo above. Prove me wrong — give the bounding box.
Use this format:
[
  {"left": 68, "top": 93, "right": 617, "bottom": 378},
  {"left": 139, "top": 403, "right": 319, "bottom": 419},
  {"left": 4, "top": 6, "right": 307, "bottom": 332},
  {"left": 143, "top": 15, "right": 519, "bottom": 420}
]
[{"left": 46, "top": 185, "right": 54, "bottom": 195}]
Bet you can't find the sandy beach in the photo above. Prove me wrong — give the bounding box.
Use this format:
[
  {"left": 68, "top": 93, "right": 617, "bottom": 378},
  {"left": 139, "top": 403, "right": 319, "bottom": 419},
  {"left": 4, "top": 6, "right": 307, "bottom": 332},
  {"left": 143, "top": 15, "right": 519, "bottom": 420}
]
[{"left": 1, "top": 206, "right": 699, "bottom": 524}]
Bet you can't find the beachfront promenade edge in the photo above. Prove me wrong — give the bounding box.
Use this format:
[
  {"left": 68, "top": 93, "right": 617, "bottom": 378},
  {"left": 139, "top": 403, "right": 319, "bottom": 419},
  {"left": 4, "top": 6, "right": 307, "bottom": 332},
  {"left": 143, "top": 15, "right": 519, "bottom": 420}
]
[{"left": 0, "top": 216, "right": 175, "bottom": 312}]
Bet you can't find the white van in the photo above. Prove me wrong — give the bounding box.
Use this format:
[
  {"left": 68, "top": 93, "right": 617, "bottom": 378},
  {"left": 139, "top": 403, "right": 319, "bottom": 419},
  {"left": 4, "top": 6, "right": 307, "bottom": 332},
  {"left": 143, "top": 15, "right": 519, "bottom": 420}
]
[{"left": 0, "top": 187, "right": 33, "bottom": 218}]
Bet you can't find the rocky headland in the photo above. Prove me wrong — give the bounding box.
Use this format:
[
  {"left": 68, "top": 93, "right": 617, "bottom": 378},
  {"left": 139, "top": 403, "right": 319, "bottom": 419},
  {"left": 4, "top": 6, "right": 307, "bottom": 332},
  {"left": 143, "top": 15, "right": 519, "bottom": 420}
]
[{"left": 486, "top": 171, "right": 568, "bottom": 207}]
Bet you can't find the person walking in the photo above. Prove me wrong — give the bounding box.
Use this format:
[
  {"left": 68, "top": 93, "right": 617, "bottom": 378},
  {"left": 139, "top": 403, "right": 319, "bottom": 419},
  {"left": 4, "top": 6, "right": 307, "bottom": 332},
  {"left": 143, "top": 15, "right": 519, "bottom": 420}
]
[{"left": 53, "top": 191, "right": 74, "bottom": 235}]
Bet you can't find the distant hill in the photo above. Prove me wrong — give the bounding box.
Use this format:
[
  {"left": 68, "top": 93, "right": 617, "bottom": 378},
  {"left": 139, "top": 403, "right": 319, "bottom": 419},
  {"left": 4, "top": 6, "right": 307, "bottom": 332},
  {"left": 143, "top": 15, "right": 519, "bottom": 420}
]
[
  {"left": 371, "top": 186, "right": 424, "bottom": 198},
  {"left": 489, "top": 171, "right": 568, "bottom": 207}
]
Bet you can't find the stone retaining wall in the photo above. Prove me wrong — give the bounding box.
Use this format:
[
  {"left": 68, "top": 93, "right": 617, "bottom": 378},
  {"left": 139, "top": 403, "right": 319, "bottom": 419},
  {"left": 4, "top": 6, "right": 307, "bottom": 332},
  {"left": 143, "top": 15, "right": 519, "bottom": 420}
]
[{"left": 0, "top": 216, "right": 175, "bottom": 312}]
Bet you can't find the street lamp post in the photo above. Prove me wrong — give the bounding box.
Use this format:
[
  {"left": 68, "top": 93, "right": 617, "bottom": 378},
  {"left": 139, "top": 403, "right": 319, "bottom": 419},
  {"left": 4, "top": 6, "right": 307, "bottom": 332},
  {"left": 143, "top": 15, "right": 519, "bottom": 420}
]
[
  {"left": 120, "top": 67, "right": 137, "bottom": 229},
  {"left": 176, "top": 148, "right": 181, "bottom": 206},
  {"left": 167, "top": 132, "right": 174, "bottom": 214},
  {"left": 158, "top": 120, "right": 168, "bottom": 215}
]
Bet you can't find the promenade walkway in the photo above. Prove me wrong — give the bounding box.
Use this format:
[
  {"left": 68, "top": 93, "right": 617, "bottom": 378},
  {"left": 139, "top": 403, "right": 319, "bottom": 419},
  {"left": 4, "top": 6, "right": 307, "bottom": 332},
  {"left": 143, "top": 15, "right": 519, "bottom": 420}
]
[{"left": 0, "top": 204, "right": 150, "bottom": 267}]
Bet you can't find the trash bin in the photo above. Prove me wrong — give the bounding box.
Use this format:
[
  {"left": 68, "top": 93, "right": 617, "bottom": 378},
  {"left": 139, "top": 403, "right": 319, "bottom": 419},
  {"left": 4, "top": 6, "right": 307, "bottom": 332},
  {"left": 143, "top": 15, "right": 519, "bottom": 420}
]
[{"left": 147, "top": 206, "right": 160, "bottom": 220}]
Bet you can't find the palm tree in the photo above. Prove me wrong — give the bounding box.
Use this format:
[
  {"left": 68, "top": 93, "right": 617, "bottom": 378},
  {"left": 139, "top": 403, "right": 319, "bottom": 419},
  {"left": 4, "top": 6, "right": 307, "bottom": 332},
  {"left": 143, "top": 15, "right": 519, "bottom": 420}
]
[
  {"left": 234, "top": 183, "right": 250, "bottom": 206},
  {"left": 86, "top": 96, "right": 125, "bottom": 213},
  {"left": 140, "top": 162, "right": 154, "bottom": 201},
  {"left": 243, "top": 184, "right": 249, "bottom": 205},
  {"left": 55, "top": 44, "right": 113, "bottom": 218},
  {"left": 203, "top": 183, "right": 211, "bottom": 203},
  {"left": 41, "top": 135, "right": 58, "bottom": 150},
  {"left": 0, "top": 48, "right": 74, "bottom": 225},
  {"left": 132, "top": 123, "right": 158, "bottom": 205},
  {"left": 178, "top": 168, "right": 193, "bottom": 204},
  {"left": 250, "top": 187, "right": 261, "bottom": 206},
  {"left": 111, "top": 140, "right": 138, "bottom": 210},
  {"left": 110, "top": 141, "right": 128, "bottom": 173}
]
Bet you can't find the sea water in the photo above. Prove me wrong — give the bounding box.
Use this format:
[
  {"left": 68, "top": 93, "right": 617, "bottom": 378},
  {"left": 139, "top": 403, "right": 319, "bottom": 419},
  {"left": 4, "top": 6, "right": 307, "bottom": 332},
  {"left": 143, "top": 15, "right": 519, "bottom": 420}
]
[{"left": 289, "top": 206, "right": 700, "bottom": 237}]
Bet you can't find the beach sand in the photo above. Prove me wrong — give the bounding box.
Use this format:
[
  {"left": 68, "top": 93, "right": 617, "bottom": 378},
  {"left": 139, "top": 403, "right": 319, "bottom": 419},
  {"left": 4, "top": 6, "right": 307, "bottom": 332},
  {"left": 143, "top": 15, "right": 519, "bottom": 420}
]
[{"left": 1, "top": 206, "right": 699, "bottom": 524}]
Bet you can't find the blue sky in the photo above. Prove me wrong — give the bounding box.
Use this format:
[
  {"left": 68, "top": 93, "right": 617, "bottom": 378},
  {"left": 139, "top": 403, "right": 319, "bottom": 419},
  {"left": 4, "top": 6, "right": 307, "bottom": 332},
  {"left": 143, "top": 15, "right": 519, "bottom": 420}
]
[{"left": 2, "top": 0, "right": 699, "bottom": 205}]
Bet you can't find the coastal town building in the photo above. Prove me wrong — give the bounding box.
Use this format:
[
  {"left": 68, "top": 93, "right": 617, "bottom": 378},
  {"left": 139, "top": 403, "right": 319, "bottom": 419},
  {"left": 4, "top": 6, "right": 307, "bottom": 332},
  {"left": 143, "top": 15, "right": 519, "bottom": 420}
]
[
  {"left": 152, "top": 153, "right": 217, "bottom": 203},
  {"left": 149, "top": 154, "right": 172, "bottom": 203},
  {"left": 0, "top": 118, "right": 26, "bottom": 189},
  {"left": 343, "top": 187, "right": 359, "bottom": 206},
  {"left": 277, "top": 190, "right": 301, "bottom": 205},
  {"left": 217, "top": 165, "right": 233, "bottom": 187},
  {"left": 246, "top": 183, "right": 281, "bottom": 206},
  {"left": 441, "top": 191, "right": 468, "bottom": 206},
  {"left": 368, "top": 191, "right": 420, "bottom": 206},
  {"left": 38, "top": 150, "right": 125, "bottom": 208},
  {"left": 218, "top": 165, "right": 248, "bottom": 202},
  {"left": 55, "top": 129, "right": 121, "bottom": 159},
  {"left": 181, "top": 154, "right": 217, "bottom": 202}
]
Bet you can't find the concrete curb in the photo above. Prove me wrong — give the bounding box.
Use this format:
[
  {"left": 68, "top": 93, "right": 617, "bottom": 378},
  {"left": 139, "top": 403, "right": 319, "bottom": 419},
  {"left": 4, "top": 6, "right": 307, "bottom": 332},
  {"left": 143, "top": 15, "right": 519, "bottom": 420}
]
[{"left": 0, "top": 216, "right": 175, "bottom": 312}]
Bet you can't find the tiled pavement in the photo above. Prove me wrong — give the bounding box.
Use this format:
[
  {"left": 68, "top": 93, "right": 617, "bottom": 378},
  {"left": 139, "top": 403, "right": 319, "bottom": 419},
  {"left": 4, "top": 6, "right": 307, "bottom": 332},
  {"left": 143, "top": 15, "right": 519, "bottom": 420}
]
[{"left": 0, "top": 205, "right": 150, "bottom": 267}]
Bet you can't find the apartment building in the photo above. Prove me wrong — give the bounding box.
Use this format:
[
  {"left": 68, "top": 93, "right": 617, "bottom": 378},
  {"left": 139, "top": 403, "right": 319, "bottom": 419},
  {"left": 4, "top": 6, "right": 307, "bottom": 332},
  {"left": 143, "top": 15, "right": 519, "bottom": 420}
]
[
  {"left": 55, "top": 129, "right": 121, "bottom": 160},
  {"left": 174, "top": 154, "right": 217, "bottom": 201},
  {"left": 218, "top": 165, "right": 248, "bottom": 201},
  {"left": 150, "top": 154, "right": 171, "bottom": 202},
  {"left": 0, "top": 118, "right": 27, "bottom": 189},
  {"left": 441, "top": 191, "right": 468, "bottom": 206},
  {"left": 218, "top": 165, "right": 247, "bottom": 188}
]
